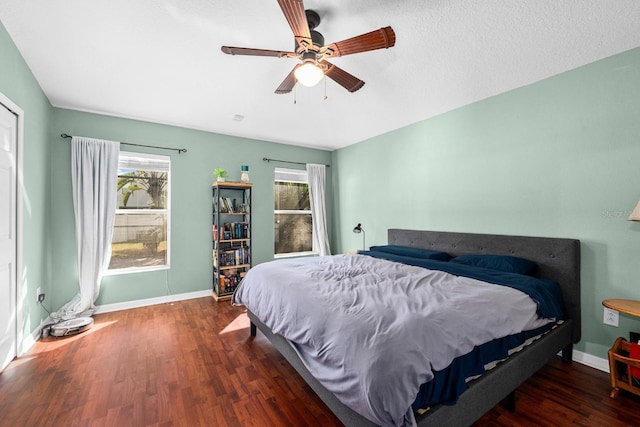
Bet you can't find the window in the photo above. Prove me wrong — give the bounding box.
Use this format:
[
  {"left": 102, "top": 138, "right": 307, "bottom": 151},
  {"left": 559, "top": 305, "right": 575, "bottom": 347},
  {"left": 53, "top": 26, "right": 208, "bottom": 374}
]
[
  {"left": 274, "top": 168, "right": 314, "bottom": 257},
  {"left": 108, "top": 151, "right": 170, "bottom": 273}
]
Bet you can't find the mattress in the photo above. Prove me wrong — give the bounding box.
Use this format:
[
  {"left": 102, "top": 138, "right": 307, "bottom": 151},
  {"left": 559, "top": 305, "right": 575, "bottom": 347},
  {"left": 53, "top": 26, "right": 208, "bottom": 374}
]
[{"left": 412, "top": 320, "right": 560, "bottom": 413}]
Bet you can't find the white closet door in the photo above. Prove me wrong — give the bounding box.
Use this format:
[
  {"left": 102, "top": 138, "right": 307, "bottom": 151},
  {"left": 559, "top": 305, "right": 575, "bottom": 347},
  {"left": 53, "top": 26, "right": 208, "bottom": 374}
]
[{"left": 0, "top": 101, "right": 17, "bottom": 372}]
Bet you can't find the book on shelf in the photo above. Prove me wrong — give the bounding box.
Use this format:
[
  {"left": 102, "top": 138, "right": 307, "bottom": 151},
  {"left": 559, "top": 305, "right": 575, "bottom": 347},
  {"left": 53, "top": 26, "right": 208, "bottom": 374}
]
[
  {"left": 220, "top": 271, "right": 242, "bottom": 294},
  {"left": 225, "top": 197, "right": 234, "bottom": 213},
  {"left": 218, "top": 197, "right": 228, "bottom": 213},
  {"left": 222, "top": 222, "right": 249, "bottom": 239},
  {"left": 234, "top": 246, "right": 250, "bottom": 265},
  {"left": 218, "top": 198, "right": 246, "bottom": 214},
  {"left": 220, "top": 246, "right": 250, "bottom": 266}
]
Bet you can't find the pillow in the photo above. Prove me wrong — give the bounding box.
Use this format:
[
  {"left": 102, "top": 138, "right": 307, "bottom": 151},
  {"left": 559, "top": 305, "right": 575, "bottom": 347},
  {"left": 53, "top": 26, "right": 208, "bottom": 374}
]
[
  {"left": 368, "top": 245, "right": 451, "bottom": 261},
  {"left": 450, "top": 254, "right": 538, "bottom": 276}
]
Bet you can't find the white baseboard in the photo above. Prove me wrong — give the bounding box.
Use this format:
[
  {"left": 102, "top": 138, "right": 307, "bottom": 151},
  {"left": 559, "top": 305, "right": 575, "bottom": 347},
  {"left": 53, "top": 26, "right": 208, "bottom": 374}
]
[
  {"left": 20, "top": 316, "right": 52, "bottom": 356},
  {"left": 572, "top": 349, "right": 609, "bottom": 373},
  {"left": 93, "top": 289, "right": 212, "bottom": 314}
]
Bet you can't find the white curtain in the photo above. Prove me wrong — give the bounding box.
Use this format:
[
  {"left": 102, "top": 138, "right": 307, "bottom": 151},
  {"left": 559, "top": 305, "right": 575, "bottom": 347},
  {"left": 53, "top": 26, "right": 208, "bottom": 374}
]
[
  {"left": 52, "top": 137, "right": 120, "bottom": 320},
  {"left": 306, "top": 163, "right": 331, "bottom": 256}
]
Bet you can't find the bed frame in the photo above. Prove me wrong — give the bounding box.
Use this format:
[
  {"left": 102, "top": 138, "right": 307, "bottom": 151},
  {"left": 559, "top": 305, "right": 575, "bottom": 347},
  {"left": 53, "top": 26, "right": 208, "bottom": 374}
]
[{"left": 246, "top": 229, "right": 581, "bottom": 426}]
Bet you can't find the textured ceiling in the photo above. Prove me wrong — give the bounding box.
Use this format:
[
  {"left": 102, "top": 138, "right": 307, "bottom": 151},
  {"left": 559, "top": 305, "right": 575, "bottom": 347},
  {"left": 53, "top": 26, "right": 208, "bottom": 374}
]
[{"left": 1, "top": 1, "right": 640, "bottom": 150}]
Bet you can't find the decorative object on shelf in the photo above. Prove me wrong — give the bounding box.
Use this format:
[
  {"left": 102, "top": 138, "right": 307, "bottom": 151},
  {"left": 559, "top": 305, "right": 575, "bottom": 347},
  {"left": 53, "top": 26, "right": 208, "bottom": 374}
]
[
  {"left": 213, "top": 168, "right": 228, "bottom": 182},
  {"left": 240, "top": 165, "right": 250, "bottom": 183},
  {"left": 353, "top": 223, "right": 366, "bottom": 251},
  {"left": 629, "top": 200, "right": 640, "bottom": 220}
]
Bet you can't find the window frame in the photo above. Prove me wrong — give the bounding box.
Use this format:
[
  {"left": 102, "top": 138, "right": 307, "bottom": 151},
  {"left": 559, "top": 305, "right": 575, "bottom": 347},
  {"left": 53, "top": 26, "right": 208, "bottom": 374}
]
[
  {"left": 106, "top": 150, "right": 171, "bottom": 275},
  {"left": 274, "top": 167, "right": 315, "bottom": 259}
]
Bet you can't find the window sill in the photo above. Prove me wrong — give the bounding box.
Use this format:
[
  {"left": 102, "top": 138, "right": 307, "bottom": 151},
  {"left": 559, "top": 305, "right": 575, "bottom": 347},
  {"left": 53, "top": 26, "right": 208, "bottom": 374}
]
[
  {"left": 274, "top": 251, "right": 317, "bottom": 259},
  {"left": 105, "top": 264, "right": 170, "bottom": 276}
]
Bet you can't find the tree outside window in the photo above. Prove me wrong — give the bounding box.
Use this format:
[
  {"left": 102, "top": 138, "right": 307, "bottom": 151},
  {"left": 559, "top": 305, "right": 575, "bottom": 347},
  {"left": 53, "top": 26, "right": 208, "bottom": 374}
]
[{"left": 108, "top": 152, "right": 170, "bottom": 272}]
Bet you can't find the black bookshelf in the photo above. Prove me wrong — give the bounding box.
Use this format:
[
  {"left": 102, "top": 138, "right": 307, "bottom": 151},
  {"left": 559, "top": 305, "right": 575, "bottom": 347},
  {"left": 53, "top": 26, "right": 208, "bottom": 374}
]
[{"left": 212, "top": 181, "right": 252, "bottom": 301}]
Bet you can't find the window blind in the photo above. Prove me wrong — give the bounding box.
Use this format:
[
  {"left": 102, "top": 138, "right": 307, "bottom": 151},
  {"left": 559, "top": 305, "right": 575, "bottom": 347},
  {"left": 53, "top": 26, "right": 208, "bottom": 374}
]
[
  {"left": 275, "top": 167, "right": 307, "bottom": 183},
  {"left": 119, "top": 151, "right": 170, "bottom": 172}
]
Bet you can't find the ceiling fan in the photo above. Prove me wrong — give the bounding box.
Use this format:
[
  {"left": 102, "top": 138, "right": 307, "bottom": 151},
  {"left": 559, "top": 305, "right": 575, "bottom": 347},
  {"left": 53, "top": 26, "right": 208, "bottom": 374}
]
[{"left": 221, "top": 0, "right": 396, "bottom": 94}]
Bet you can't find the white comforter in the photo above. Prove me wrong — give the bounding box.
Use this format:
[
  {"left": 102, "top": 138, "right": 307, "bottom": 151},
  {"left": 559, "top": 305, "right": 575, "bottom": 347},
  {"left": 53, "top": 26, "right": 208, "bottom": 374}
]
[{"left": 232, "top": 254, "right": 549, "bottom": 426}]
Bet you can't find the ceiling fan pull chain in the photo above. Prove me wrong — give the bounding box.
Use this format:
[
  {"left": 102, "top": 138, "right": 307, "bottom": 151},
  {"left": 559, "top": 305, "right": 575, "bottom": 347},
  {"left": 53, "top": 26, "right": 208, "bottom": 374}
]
[
  {"left": 323, "top": 76, "right": 328, "bottom": 100},
  {"left": 294, "top": 85, "right": 297, "bottom": 104}
]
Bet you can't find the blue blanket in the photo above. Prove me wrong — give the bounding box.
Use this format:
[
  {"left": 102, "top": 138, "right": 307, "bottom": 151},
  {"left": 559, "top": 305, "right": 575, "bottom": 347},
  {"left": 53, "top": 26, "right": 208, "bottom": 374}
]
[{"left": 360, "top": 250, "right": 564, "bottom": 320}]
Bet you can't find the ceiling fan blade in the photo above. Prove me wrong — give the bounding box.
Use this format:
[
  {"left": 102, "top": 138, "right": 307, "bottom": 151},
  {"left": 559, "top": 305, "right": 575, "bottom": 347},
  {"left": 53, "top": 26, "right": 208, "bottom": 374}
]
[
  {"left": 323, "top": 61, "right": 365, "bottom": 93},
  {"left": 275, "top": 65, "right": 301, "bottom": 94},
  {"left": 277, "top": 0, "right": 311, "bottom": 38},
  {"left": 322, "top": 26, "right": 396, "bottom": 59},
  {"left": 221, "top": 46, "right": 296, "bottom": 58}
]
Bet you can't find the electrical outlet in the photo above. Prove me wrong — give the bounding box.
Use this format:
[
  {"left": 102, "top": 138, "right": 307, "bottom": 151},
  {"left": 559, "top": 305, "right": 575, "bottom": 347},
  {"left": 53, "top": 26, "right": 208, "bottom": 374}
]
[
  {"left": 36, "top": 287, "right": 45, "bottom": 304},
  {"left": 604, "top": 307, "right": 619, "bottom": 327}
]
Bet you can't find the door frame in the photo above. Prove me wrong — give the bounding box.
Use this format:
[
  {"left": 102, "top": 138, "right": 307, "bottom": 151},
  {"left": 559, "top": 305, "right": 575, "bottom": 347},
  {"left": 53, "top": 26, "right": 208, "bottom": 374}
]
[{"left": 0, "top": 91, "right": 24, "bottom": 360}]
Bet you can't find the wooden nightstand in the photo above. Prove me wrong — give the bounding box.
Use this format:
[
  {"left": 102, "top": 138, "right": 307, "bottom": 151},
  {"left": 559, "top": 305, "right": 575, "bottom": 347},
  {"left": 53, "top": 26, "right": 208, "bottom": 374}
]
[
  {"left": 603, "top": 299, "right": 640, "bottom": 318},
  {"left": 602, "top": 299, "right": 640, "bottom": 398}
]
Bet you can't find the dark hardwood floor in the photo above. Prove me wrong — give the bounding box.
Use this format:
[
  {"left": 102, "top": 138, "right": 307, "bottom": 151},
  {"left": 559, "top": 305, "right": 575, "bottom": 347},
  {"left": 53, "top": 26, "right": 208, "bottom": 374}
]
[{"left": 1, "top": 297, "right": 638, "bottom": 426}]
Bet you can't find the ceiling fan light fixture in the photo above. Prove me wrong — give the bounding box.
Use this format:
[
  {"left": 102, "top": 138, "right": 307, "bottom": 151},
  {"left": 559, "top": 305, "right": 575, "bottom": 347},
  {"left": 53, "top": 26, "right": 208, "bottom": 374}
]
[
  {"left": 294, "top": 61, "right": 324, "bottom": 87},
  {"left": 221, "top": 4, "right": 396, "bottom": 95}
]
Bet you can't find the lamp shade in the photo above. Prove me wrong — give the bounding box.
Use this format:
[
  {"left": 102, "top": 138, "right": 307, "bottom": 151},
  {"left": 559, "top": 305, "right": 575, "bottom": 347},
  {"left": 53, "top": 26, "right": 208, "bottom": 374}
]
[
  {"left": 294, "top": 62, "right": 324, "bottom": 87},
  {"left": 629, "top": 201, "right": 640, "bottom": 221}
]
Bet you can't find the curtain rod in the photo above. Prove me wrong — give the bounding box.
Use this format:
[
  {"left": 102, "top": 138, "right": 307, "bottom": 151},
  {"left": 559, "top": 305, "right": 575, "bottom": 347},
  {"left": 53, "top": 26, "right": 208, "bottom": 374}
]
[
  {"left": 262, "top": 157, "right": 330, "bottom": 167},
  {"left": 60, "top": 134, "right": 187, "bottom": 154}
]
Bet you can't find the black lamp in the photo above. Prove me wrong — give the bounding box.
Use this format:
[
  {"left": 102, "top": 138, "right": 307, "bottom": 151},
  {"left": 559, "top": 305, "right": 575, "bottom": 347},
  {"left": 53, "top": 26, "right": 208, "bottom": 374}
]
[{"left": 353, "top": 223, "right": 366, "bottom": 251}]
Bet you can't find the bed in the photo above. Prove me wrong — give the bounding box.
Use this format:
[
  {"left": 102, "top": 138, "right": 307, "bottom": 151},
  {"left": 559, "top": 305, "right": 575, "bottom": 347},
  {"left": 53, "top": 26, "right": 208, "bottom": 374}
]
[{"left": 233, "top": 229, "right": 581, "bottom": 426}]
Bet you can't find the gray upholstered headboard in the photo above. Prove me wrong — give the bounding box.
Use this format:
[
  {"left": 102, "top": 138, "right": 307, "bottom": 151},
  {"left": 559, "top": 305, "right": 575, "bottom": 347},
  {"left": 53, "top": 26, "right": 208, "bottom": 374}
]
[{"left": 388, "top": 229, "right": 581, "bottom": 343}]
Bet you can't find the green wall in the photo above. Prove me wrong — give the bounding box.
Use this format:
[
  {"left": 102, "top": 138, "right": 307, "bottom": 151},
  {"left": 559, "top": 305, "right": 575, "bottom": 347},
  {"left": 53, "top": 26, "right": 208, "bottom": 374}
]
[
  {"left": 0, "top": 21, "right": 53, "bottom": 338},
  {"left": 332, "top": 47, "right": 640, "bottom": 360},
  {"left": 51, "top": 109, "right": 332, "bottom": 308}
]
